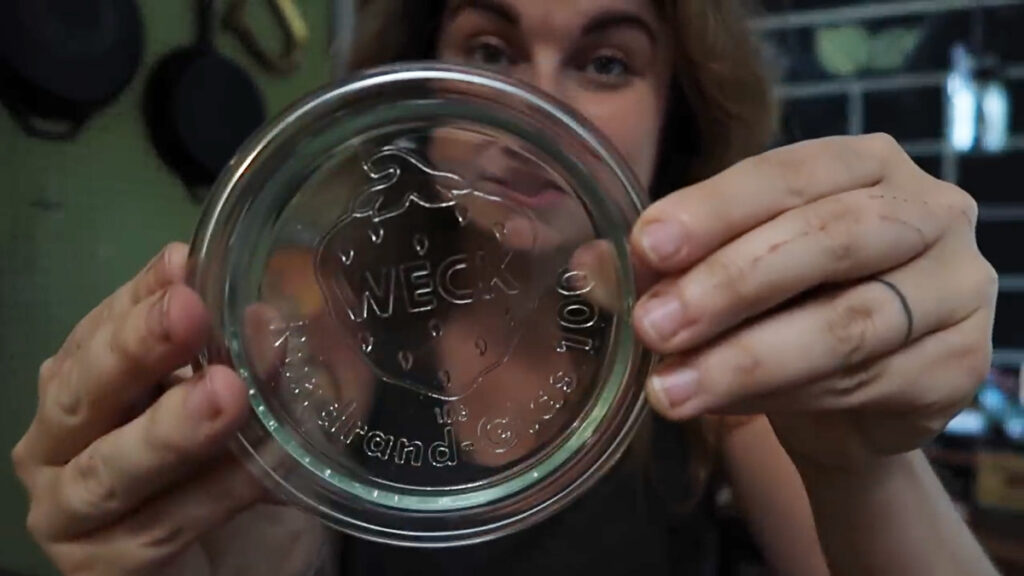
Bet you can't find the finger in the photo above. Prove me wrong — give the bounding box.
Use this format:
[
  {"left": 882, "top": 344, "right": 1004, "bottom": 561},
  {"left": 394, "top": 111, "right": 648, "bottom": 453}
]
[
  {"left": 60, "top": 243, "right": 190, "bottom": 360},
  {"left": 106, "top": 458, "right": 266, "bottom": 573},
  {"left": 644, "top": 246, "right": 996, "bottom": 420},
  {"left": 633, "top": 185, "right": 973, "bottom": 354},
  {"left": 54, "top": 457, "right": 266, "bottom": 576},
  {"left": 26, "top": 283, "right": 211, "bottom": 465},
  {"left": 630, "top": 134, "right": 910, "bottom": 273},
  {"left": 200, "top": 505, "right": 328, "bottom": 576},
  {"left": 28, "top": 242, "right": 191, "bottom": 463},
  {"left": 776, "top": 308, "right": 992, "bottom": 418},
  {"left": 30, "top": 366, "right": 248, "bottom": 539},
  {"left": 768, "top": 310, "right": 992, "bottom": 466}
]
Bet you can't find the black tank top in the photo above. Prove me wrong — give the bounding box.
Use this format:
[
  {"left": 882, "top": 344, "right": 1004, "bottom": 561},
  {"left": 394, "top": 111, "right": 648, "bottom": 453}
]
[{"left": 339, "top": 414, "right": 722, "bottom": 576}]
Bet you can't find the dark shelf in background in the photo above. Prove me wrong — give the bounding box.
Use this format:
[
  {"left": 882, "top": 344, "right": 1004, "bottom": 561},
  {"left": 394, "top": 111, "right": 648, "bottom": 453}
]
[
  {"left": 781, "top": 96, "right": 849, "bottom": 141},
  {"left": 910, "top": 155, "right": 943, "bottom": 178},
  {"left": 994, "top": 291, "right": 1024, "bottom": 349},
  {"left": 978, "top": 219, "right": 1024, "bottom": 274},
  {"left": 960, "top": 152, "right": 1024, "bottom": 204},
  {"left": 864, "top": 88, "right": 943, "bottom": 140}
]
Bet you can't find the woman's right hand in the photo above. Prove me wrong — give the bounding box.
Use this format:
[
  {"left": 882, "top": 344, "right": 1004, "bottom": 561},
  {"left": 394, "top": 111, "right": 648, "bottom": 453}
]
[{"left": 11, "top": 243, "right": 329, "bottom": 576}]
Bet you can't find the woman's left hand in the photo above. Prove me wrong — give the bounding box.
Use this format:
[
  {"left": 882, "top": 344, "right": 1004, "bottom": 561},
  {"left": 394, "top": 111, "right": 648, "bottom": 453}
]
[{"left": 630, "top": 133, "right": 999, "bottom": 472}]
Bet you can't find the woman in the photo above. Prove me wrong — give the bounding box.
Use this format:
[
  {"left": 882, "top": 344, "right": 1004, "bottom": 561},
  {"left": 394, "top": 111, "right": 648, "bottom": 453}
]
[{"left": 11, "top": 0, "right": 1002, "bottom": 574}]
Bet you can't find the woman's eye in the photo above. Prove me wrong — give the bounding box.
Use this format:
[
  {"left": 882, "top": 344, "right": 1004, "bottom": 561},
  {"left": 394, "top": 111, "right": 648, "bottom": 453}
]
[
  {"left": 585, "top": 54, "right": 630, "bottom": 78},
  {"left": 468, "top": 39, "right": 512, "bottom": 67}
]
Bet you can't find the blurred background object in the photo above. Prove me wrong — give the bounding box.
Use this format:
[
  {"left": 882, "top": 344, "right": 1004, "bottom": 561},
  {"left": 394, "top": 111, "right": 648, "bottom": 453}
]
[
  {"left": 143, "top": 0, "right": 266, "bottom": 199},
  {"left": 0, "top": 0, "right": 143, "bottom": 140},
  {"left": 223, "top": 0, "right": 310, "bottom": 75},
  {"left": 329, "top": 0, "right": 356, "bottom": 81}
]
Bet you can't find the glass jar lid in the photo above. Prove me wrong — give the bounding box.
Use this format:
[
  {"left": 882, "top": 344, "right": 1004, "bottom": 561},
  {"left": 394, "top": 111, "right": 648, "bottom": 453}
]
[{"left": 188, "top": 63, "right": 652, "bottom": 547}]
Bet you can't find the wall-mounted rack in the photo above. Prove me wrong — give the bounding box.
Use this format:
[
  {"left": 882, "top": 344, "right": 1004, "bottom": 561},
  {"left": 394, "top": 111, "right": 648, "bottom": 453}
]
[
  {"left": 999, "top": 275, "right": 1024, "bottom": 292},
  {"left": 993, "top": 348, "right": 1024, "bottom": 366},
  {"left": 752, "top": 0, "right": 1024, "bottom": 32},
  {"left": 776, "top": 65, "right": 1024, "bottom": 100}
]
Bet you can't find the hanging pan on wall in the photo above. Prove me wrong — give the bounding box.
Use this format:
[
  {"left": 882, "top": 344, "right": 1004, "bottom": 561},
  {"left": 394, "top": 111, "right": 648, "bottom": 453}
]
[
  {"left": 144, "top": 0, "right": 266, "bottom": 198},
  {"left": 0, "top": 0, "right": 143, "bottom": 140}
]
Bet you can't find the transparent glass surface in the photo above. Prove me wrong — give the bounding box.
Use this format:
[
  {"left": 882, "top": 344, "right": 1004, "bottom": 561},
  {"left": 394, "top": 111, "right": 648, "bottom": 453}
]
[{"left": 189, "top": 64, "right": 651, "bottom": 546}]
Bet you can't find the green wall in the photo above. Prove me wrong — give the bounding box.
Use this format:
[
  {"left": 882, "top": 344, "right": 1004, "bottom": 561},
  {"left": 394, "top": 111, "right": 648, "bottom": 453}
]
[{"left": 0, "top": 2, "right": 332, "bottom": 573}]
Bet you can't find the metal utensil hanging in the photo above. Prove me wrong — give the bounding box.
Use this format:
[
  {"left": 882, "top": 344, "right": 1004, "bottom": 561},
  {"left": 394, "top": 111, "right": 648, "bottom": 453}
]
[{"left": 223, "top": 0, "right": 310, "bottom": 75}]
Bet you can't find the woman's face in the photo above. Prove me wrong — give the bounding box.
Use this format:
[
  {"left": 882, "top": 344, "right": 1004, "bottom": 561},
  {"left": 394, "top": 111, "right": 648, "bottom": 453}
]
[{"left": 436, "top": 0, "right": 672, "bottom": 192}]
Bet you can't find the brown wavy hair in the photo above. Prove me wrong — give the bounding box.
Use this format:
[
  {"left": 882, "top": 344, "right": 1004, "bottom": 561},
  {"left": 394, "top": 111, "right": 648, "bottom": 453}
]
[
  {"left": 344, "top": 0, "right": 779, "bottom": 505},
  {"left": 347, "top": 0, "right": 777, "bottom": 184}
]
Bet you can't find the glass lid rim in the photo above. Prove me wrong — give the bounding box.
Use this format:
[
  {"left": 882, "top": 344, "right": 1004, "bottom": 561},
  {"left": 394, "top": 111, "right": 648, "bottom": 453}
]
[{"left": 186, "top": 61, "right": 653, "bottom": 546}]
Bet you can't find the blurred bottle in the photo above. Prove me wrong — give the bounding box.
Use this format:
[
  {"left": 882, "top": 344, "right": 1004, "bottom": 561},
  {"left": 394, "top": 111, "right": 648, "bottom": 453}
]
[
  {"left": 946, "top": 43, "right": 978, "bottom": 153},
  {"left": 945, "top": 42, "right": 1012, "bottom": 154},
  {"left": 978, "top": 70, "right": 1011, "bottom": 153}
]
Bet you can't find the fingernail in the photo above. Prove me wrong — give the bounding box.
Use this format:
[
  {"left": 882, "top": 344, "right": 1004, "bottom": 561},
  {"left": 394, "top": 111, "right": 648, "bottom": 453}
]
[
  {"left": 187, "top": 373, "right": 222, "bottom": 422},
  {"left": 640, "top": 221, "right": 685, "bottom": 262},
  {"left": 148, "top": 290, "right": 170, "bottom": 338},
  {"left": 638, "top": 295, "right": 686, "bottom": 341},
  {"left": 650, "top": 368, "right": 699, "bottom": 408}
]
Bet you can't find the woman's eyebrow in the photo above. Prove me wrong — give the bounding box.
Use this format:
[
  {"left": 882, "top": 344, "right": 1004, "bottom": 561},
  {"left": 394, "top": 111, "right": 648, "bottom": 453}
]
[
  {"left": 581, "top": 11, "right": 658, "bottom": 45},
  {"left": 445, "top": 0, "right": 520, "bottom": 26}
]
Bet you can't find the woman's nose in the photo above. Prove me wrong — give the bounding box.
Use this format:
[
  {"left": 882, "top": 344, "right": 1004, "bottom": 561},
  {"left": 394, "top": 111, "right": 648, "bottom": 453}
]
[{"left": 508, "top": 55, "right": 569, "bottom": 105}]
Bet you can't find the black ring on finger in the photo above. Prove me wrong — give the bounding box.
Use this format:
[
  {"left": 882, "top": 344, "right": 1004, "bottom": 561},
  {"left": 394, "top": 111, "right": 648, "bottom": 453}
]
[{"left": 872, "top": 277, "right": 914, "bottom": 346}]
